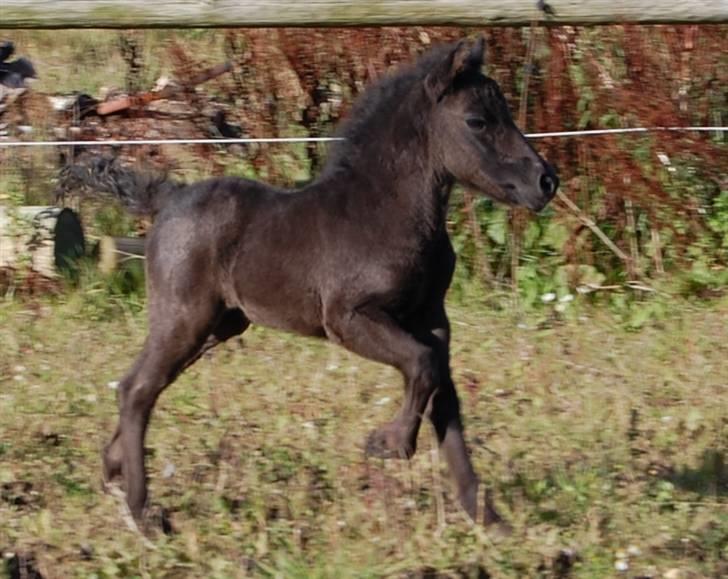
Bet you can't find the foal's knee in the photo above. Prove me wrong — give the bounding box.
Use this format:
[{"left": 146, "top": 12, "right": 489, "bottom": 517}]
[{"left": 407, "top": 349, "right": 440, "bottom": 395}]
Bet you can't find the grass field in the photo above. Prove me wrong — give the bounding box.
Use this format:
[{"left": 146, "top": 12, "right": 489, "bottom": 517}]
[
  {"left": 0, "top": 24, "right": 726, "bottom": 579},
  {"left": 0, "top": 291, "right": 726, "bottom": 578}
]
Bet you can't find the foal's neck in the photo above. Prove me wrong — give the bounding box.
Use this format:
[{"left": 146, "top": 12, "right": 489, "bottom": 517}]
[{"left": 315, "top": 122, "right": 452, "bottom": 239}]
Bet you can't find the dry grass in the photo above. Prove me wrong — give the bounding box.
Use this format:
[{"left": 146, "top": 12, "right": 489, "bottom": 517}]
[{"left": 1, "top": 292, "right": 726, "bottom": 578}]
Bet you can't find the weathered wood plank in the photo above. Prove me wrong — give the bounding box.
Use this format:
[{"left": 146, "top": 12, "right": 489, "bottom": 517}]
[
  {"left": 2, "top": 1, "right": 727, "bottom": 28},
  {"left": 98, "top": 236, "right": 145, "bottom": 274}
]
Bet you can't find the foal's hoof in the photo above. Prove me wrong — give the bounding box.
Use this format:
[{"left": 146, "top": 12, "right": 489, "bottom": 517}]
[
  {"left": 106, "top": 485, "right": 173, "bottom": 543},
  {"left": 144, "top": 505, "right": 174, "bottom": 536},
  {"left": 482, "top": 491, "right": 513, "bottom": 539},
  {"left": 460, "top": 484, "right": 513, "bottom": 538},
  {"left": 484, "top": 509, "right": 513, "bottom": 539},
  {"left": 365, "top": 424, "right": 414, "bottom": 459}
]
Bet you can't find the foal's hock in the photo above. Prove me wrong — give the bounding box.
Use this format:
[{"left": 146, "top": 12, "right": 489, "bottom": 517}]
[{"left": 62, "top": 37, "right": 558, "bottom": 529}]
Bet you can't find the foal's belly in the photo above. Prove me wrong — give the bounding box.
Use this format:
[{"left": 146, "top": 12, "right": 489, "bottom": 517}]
[
  {"left": 229, "top": 271, "right": 326, "bottom": 338},
  {"left": 240, "top": 299, "right": 326, "bottom": 338}
]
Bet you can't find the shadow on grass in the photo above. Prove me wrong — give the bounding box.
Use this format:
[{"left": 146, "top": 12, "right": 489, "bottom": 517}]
[{"left": 668, "top": 449, "right": 726, "bottom": 497}]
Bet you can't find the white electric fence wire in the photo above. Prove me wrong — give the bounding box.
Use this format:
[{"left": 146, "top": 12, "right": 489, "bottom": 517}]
[{"left": 0, "top": 126, "right": 724, "bottom": 148}]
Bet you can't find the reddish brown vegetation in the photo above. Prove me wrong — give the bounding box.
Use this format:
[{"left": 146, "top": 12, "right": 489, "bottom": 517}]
[
  {"left": 3, "top": 25, "right": 725, "bottom": 287},
  {"left": 214, "top": 26, "right": 725, "bottom": 279}
]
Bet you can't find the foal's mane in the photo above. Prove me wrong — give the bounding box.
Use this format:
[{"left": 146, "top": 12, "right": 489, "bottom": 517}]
[{"left": 321, "top": 43, "right": 457, "bottom": 175}]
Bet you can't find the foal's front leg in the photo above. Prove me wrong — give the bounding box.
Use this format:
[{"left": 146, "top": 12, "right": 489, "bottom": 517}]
[
  {"left": 325, "top": 303, "right": 438, "bottom": 459},
  {"left": 421, "top": 305, "right": 506, "bottom": 527}
]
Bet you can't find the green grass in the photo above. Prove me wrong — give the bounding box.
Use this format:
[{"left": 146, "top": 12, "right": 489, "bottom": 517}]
[{"left": 0, "top": 291, "right": 726, "bottom": 578}]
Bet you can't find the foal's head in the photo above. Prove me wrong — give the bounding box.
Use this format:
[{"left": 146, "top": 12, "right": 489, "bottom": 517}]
[{"left": 427, "top": 38, "right": 558, "bottom": 212}]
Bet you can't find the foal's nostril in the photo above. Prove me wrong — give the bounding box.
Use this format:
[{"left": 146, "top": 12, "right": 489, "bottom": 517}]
[{"left": 539, "top": 173, "right": 558, "bottom": 197}]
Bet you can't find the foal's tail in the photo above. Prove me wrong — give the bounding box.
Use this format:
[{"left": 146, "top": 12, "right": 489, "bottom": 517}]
[{"left": 56, "top": 156, "right": 182, "bottom": 216}]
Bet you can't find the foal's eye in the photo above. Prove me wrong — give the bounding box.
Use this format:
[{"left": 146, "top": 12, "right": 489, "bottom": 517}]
[{"left": 466, "top": 118, "right": 487, "bottom": 131}]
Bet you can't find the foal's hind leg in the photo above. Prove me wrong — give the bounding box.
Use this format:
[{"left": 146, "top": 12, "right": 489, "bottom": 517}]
[
  {"left": 103, "top": 307, "right": 248, "bottom": 520},
  {"left": 102, "top": 309, "right": 248, "bottom": 483},
  {"left": 103, "top": 354, "right": 148, "bottom": 485}
]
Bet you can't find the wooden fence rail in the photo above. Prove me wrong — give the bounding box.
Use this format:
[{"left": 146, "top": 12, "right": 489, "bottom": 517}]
[{"left": 2, "top": 1, "right": 727, "bottom": 29}]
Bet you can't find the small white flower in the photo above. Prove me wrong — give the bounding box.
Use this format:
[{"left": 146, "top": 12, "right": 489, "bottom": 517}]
[
  {"left": 559, "top": 294, "right": 574, "bottom": 303},
  {"left": 627, "top": 545, "right": 641, "bottom": 557},
  {"left": 541, "top": 292, "right": 556, "bottom": 303},
  {"left": 107, "top": 381, "right": 119, "bottom": 390},
  {"left": 615, "top": 560, "right": 629, "bottom": 572}
]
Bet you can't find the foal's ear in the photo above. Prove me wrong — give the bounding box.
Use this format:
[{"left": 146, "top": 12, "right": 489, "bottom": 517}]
[
  {"left": 469, "top": 36, "right": 486, "bottom": 68},
  {"left": 425, "top": 36, "right": 486, "bottom": 101}
]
